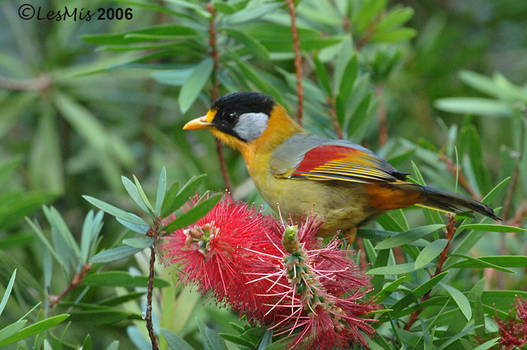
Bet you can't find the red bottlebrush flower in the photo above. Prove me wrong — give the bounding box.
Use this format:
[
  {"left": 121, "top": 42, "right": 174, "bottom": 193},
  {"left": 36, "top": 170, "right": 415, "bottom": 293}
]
[
  {"left": 495, "top": 296, "right": 527, "bottom": 349},
  {"left": 245, "top": 217, "right": 378, "bottom": 349},
  {"left": 163, "top": 197, "right": 377, "bottom": 349},
  {"left": 162, "top": 195, "right": 280, "bottom": 317}
]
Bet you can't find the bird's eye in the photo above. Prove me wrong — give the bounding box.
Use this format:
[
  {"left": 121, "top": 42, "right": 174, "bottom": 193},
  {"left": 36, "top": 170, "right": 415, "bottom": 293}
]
[{"left": 226, "top": 112, "right": 238, "bottom": 123}]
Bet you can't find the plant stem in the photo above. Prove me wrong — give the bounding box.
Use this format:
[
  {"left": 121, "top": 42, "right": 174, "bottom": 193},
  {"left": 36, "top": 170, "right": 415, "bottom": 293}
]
[
  {"left": 48, "top": 264, "right": 92, "bottom": 309},
  {"left": 0, "top": 74, "right": 52, "bottom": 91},
  {"left": 207, "top": 2, "right": 232, "bottom": 192},
  {"left": 327, "top": 97, "right": 343, "bottom": 138},
  {"left": 286, "top": 0, "right": 303, "bottom": 125},
  {"left": 146, "top": 221, "right": 160, "bottom": 350},
  {"left": 404, "top": 215, "right": 456, "bottom": 330}
]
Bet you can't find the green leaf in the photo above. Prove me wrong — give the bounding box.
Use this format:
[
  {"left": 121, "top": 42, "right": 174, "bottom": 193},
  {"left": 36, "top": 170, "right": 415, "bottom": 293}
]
[
  {"left": 374, "top": 276, "right": 407, "bottom": 303},
  {"left": 347, "top": 93, "right": 372, "bottom": 139},
  {"left": 82, "top": 195, "right": 146, "bottom": 225},
  {"left": 152, "top": 68, "right": 194, "bottom": 87},
  {"left": 449, "top": 255, "right": 526, "bottom": 271},
  {"left": 367, "top": 263, "right": 419, "bottom": 275},
  {"left": 107, "top": 340, "right": 119, "bottom": 350},
  {"left": 219, "top": 333, "right": 254, "bottom": 347},
  {"left": 375, "top": 224, "right": 444, "bottom": 249},
  {"left": 164, "top": 193, "right": 222, "bottom": 231},
  {"left": 121, "top": 176, "right": 151, "bottom": 214},
  {"left": 353, "top": 0, "right": 387, "bottom": 33},
  {"left": 178, "top": 58, "right": 213, "bottom": 114},
  {"left": 390, "top": 272, "right": 449, "bottom": 313},
  {"left": 162, "top": 174, "right": 205, "bottom": 217},
  {"left": 82, "top": 334, "right": 92, "bottom": 350},
  {"left": 80, "top": 210, "right": 103, "bottom": 264},
  {"left": 371, "top": 249, "right": 390, "bottom": 292},
  {"left": 223, "top": 28, "right": 269, "bottom": 60},
  {"left": 0, "top": 157, "right": 22, "bottom": 186},
  {"left": 225, "top": 2, "right": 281, "bottom": 24},
  {"left": 25, "top": 218, "right": 64, "bottom": 268},
  {"left": 81, "top": 24, "right": 199, "bottom": 45},
  {"left": 0, "top": 320, "right": 27, "bottom": 343},
  {"left": 482, "top": 290, "right": 527, "bottom": 311},
  {"left": 414, "top": 239, "right": 448, "bottom": 269},
  {"left": 458, "top": 70, "right": 500, "bottom": 99},
  {"left": 90, "top": 245, "right": 142, "bottom": 263},
  {"left": 0, "top": 314, "right": 69, "bottom": 347},
  {"left": 42, "top": 206, "right": 82, "bottom": 259},
  {"left": 122, "top": 237, "right": 154, "bottom": 249},
  {"left": 0, "top": 192, "right": 56, "bottom": 230},
  {"left": 442, "top": 284, "right": 472, "bottom": 321},
  {"left": 155, "top": 167, "right": 167, "bottom": 216},
  {"left": 338, "top": 55, "right": 359, "bottom": 103},
  {"left": 258, "top": 330, "right": 273, "bottom": 350},
  {"left": 116, "top": 217, "right": 149, "bottom": 235},
  {"left": 161, "top": 329, "right": 193, "bottom": 350},
  {"left": 29, "top": 107, "right": 64, "bottom": 193},
  {"left": 133, "top": 175, "right": 155, "bottom": 215},
  {"left": 481, "top": 176, "right": 510, "bottom": 204},
  {"left": 197, "top": 319, "right": 228, "bottom": 350},
  {"left": 371, "top": 28, "right": 417, "bottom": 43},
  {"left": 435, "top": 97, "right": 513, "bottom": 117},
  {"left": 82, "top": 271, "right": 169, "bottom": 288},
  {"left": 70, "top": 310, "right": 141, "bottom": 325},
  {"left": 313, "top": 54, "right": 332, "bottom": 96},
  {"left": 376, "top": 7, "right": 414, "bottom": 32},
  {"left": 458, "top": 224, "right": 526, "bottom": 232},
  {"left": 213, "top": 2, "right": 236, "bottom": 14},
  {"left": 470, "top": 278, "right": 486, "bottom": 338},
  {"left": 0, "top": 269, "right": 16, "bottom": 316},
  {"left": 473, "top": 338, "right": 500, "bottom": 350},
  {"left": 98, "top": 292, "right": 145, "bottom": 307}
]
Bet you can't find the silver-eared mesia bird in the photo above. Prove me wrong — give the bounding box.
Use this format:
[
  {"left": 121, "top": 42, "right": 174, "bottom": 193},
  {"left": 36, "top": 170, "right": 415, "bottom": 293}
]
[{"left": 183, "top": 92, "right": 499, "bottom": 237}]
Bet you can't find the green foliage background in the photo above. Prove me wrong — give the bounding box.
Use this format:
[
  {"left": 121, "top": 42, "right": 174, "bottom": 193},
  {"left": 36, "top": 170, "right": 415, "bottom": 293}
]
[{"left": 0, "top": 0, "right": 526, "bottom": 349}]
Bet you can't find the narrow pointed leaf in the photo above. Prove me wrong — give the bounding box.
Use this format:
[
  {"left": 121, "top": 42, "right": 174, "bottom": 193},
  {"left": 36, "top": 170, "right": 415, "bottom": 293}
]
[
  {"left": 90, "top": 246, "right": 142, "bottom": 263},
  {"left": 164, "top": 193, "right": 221, "bottom": 231},
  {"left": 154, "top": 167, "right": 167, "bottom": 216},
  {"left": 0, "top": 314, "right": 69, "bottom": 347},
  {"left": 414, "top": 239, "right": 448, "bottom": 269},
  {"left": 82, "top": 195, "right": 146, "bottom": 225},
  {"left": 0, "top": 269, "right": 16, "bottom": 316},
  {"left": 442, "top": 284, "right": 472, "bottom": 320}
]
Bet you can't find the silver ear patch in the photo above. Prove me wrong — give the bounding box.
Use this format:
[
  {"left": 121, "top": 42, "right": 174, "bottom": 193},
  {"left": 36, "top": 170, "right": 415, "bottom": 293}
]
[{"left": 233, "top": 112, "right": 269, "bottom": 141}]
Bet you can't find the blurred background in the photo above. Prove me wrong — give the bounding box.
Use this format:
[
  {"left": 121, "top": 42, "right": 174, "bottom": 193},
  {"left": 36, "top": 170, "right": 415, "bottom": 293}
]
[{"left": 0, "top": 0, "right": 526, "bottom": 348}]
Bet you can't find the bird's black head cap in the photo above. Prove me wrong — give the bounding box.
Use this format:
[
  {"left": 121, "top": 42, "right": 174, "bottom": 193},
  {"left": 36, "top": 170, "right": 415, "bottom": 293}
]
[{"left": 210, "top": 92, "right": 275, "bottom": 141}]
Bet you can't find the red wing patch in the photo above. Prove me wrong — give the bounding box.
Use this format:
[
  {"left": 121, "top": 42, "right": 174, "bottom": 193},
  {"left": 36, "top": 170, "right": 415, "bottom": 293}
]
[{"left": 291, "top": 144, "right": 398, "bottom": 184}]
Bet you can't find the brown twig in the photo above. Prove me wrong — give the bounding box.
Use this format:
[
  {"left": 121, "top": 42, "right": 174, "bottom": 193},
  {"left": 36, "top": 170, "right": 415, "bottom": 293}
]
[
  {"left": 507, "top": 200, "right": 527, "bottom": 227},
  {"left": 355, "top": 15, "right": 382, "bottom": 49},
  {"left": 405, "top": 215, "right": 456, "bottom": 330},
  {"left": 207, "top": 3, "right": 232, "bottom": 192},
  {"left": 376, "top": 85, "right": 388, "bottom": 146},
  {"left": 286, "top": 0, "right": 303, "bottom": 125},
  {"left": 438, "top": 153, "right": 481, "bottom": 201},
  {"left": 327, "top": 97, "right": 343, "bottom": 138},
  {"left": 0, "top": 74, "right": 52, "bottom": 91},
  {"left": 48, "top": 264, "right": 92, "bottom": 308},
  {"left": 145, "top": 221, "right": 160, "bottom": 350}
]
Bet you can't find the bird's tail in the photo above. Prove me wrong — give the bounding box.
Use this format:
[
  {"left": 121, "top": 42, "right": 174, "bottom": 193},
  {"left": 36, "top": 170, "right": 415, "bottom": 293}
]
[{"left": 415, "top": 185, "right": 501, "bottom": 221}]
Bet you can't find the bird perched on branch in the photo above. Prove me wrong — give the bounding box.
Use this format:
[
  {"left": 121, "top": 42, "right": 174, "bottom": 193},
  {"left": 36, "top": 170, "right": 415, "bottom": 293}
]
[{"left": 183, "top": 91, "right": 500, "bottom": 238}]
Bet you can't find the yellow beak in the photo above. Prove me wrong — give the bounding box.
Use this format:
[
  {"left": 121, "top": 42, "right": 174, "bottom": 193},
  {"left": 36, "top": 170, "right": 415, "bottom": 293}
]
[{"left": 183, "top": 115, "right": 211, "bottom": 130}]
